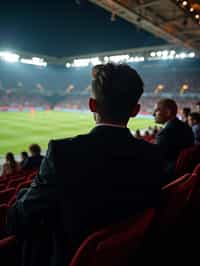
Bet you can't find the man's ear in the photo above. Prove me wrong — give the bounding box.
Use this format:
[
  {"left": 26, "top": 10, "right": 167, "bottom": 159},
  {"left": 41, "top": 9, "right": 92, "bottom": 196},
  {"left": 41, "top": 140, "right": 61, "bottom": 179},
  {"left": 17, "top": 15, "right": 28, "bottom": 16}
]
[
  {"left": 130, "top": 104, "right": 140, "bottom": 118},
  {"left": 89, "top": 98, "right": 97, "bottom": 113}
]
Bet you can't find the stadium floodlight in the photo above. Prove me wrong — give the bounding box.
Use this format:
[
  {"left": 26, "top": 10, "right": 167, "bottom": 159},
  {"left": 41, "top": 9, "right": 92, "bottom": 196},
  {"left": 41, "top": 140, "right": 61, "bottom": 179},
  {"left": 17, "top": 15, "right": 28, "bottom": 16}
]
[
  {"left": 188, "top": 52, "right": 195, "bottom": 58},
  {"left": 90, "top": 57, "right": 102, "bottom": 66},
  {"left": 162, "top": 50, "right": 169, "bottom": 56},
  {"left": 150, "top": 52, "right": 156, "bottom": 57},
  {"left": 108, "top": 54, "right": 130, "bottom": 63},
  {"left": 179, "top": 53, "right": 187, "bottom": 59},
  {"left": 66, "top": 63, "right": 71, "bottom": 68},
  {"left": 156, "top": 51, "right": 162, "bottom": 57},
  {"left": 20, "top": 57, "right": 47, "bottom": 67},
  {"left": 182, "top": 1, "right": 188, "bottom": 6},
  {"left": 0, "top": 52, "right": 19, "bottom": 63},
  {"left": 73, "top": 58, "right": 90, "bottom": 67},
  {"left": 104, "top": 56, "right": 109, "bottom": 63},
  {"left": 195, "top": 14, "right": 200, "bottom": 19},
  {"left": 170, "top": 50, "right": 176, "bottom": 55}
]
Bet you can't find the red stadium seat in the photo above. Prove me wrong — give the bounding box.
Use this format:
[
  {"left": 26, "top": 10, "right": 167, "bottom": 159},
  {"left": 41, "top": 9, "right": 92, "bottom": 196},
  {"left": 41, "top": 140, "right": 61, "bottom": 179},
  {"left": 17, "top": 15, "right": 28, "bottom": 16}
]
[
  {"left": 0, "top": 184, "right": 6, "bottom": 192},
  {"left": 187, "top": 164, "right": 200, "bottom": 209},
  {"left": 157, "top": 173, "right": 196, "bottom": 226},
  {"left": 0, "top": 236, "right": 17, "bottom": 266},
  {"left": 0, "top": 188, "right": 16, "bottom": 205},
  {"left": 7, "top": 177, "right": 26, "bottom": 189},
  {"left": 69, "top": 208, "right": 155, "bottom": 266},
  {"left": 175, "top": 144, "right": 200, "bottom": 177},
  {"left": 0, "top": 204, "right": 9, "bottom": 236}
]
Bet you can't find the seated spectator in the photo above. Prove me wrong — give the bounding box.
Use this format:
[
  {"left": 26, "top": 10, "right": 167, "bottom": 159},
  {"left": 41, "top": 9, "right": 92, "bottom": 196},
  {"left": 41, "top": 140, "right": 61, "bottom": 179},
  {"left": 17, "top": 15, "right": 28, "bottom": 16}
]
[
  {"left": 20, "top": 151, "right": 29, "bottom": 168},
  {"left": 135, "top": 129, "right": 142, "bottom": 139},
  {"left": 180, "top": 107, "right": 191, "bottom": 124},
  {"left": 2, "top": 152, "right": 21, "bottom": 177},
  {"left": 196, "top": 101, "right": 200, "bottom": 113},
  {"left": 22, "top": 144, "right": 44, "bottom": 170},
  {"left": 188, "top": 112, "right": 200, "bottom": 144},
  {"left": 143, "top": 130, "right": 153, "bottom": 143},
  {"left": 8, "top": 63, "right": 164, "bottom": 266},
  {"left": 154, "top": 98, "right": 194, "bottom": 183}
]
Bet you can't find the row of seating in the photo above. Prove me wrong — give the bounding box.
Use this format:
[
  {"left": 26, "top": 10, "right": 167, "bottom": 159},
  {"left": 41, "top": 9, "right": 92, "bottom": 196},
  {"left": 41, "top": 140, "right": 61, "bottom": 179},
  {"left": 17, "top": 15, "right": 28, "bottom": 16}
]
[
  {"left": 0, "top": 170, "right": 38, "bottom": 237},
  {"left": 0, "top": 164, "right": 200, "bottom": 265}
]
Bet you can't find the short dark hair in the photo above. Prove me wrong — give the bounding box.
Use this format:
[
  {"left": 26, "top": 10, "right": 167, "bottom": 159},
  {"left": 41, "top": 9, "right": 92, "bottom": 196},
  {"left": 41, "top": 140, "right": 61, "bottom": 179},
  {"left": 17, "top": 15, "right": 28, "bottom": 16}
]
[
  {"left": 29, "top": 144, "right": 41, "bottom": 155},
  {"left": 91, "top": 63, "right": 144, "bottom": 122},
  {"left": 21, "top": 151, "right": 28, "bottom": 158},
  {"left": 189, "top": 112, "right": 200, "bottom": 123},
  {"left": 182, "top": 107, "right": 191, "bottom": 116},
  {"left": 158, "top": 98, "right": 178, "bottom": 115}
]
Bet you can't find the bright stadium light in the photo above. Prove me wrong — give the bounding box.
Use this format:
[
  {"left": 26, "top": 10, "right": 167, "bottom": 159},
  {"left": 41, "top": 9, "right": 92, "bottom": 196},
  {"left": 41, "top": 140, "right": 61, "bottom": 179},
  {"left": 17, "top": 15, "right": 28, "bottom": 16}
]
[
  {"left": 104, "top": 56, "right": 109, "bottom": 63},
  {"left": 179, "top": 52, "right": 187, "bottom": 59},
  {"left": 150, "top": 52, "right": 156, "bottom": 57},
  {"left": 0, "top": 52, "right": 19, "bottom": 63},
  {"left": 170, "top": 50, "right": 176, "bottom": 55},
  {"left": 20, "top": 57, "right": 47, "bottom": 66},
  {"left": 66, "top": 63, "right": 71, "bottom": 68},
  {"left": 182, "top": 1, "right": 188, "bottom": 6},
  {"left": 156, "top": 51, "right": 162, "bottom": 57},
  {"left": 188, "top": 52, "right": 195, "bottom": 58},
  {"left": 108, "top": 54, "right": 130, "bottom": 63},
  {"left": 90, "top": 57, "right": 102, "bottom": 66},
  {"left": 73, "top": 58, "right": 90, "bottom": 67}
]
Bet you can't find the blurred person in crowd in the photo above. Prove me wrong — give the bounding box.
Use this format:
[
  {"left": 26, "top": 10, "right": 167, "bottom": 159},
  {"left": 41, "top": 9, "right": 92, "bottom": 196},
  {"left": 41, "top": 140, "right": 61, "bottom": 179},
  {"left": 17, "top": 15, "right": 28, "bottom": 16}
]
[
  {"left": 2, "top": 152, "right": 21, "bottom": 177},
  {"left": 154, "top": 98, "right": 194, "bottom": 182},
  {"left": 143, "top": 130, "right": 153, "bottom": 143},
  {"left": 188, "top": 112, "right": 200, "bottom": 144},
  {"left": 20, "top": 151, "right": 29, "bottom": 168},
  {"left": 135, "top": 129, "right": 142, "bottom": 139},
  {"left": 8, "top": 63, "right": 164, "bottom": 266},
  {"left": 196, "top": 102, "right": 200, "bottom": 113},
  {"left": 22, "top": 144, "right": 44, "bottom": 170},
  {"left": 180, "top": 107, "right": 191, "bottom": 124}
]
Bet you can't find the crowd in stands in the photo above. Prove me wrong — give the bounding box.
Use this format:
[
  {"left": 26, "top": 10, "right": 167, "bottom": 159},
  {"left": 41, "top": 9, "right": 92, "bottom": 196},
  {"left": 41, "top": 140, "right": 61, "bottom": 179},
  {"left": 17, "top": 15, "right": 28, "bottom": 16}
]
[
  {"left": 0, "top": 63, "right": 200, "bottom": 265},
  {"left": 1, "top": 144, "right": 44, "bottom": 177}
]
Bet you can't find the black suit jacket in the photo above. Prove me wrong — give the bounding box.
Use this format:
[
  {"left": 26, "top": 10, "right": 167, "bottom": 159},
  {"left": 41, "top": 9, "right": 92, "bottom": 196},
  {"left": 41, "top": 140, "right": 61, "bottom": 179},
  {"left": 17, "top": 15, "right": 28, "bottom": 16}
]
[
  {"left": 8, "top": 126, "right": 164, "bottom": 266},
  {"left": 156, "top": 118, "right": 194, "bottom": 181}
]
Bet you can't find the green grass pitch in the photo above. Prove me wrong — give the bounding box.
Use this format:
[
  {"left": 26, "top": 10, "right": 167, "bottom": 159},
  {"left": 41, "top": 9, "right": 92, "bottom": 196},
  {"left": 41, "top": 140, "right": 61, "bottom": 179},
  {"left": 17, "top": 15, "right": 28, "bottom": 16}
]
[{"left": 0, "top": 111, "right": 155, "bottom": 156}]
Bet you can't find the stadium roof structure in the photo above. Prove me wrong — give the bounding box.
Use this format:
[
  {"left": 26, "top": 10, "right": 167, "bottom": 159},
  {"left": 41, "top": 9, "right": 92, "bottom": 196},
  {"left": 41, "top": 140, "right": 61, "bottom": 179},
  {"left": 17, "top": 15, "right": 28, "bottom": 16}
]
[{"left": 88, "top": 0, "right": 200, "bottom": 53}]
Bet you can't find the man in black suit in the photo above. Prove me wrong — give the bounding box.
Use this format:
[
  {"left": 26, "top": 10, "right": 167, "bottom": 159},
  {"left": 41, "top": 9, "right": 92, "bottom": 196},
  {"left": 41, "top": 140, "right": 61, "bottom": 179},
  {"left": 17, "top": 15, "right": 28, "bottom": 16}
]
[
  {"left": 154, "top": 98, "right": 194, "bottom": 182},
  {"left": 8, "top": 63, "right": 164, "bottom": 266}
]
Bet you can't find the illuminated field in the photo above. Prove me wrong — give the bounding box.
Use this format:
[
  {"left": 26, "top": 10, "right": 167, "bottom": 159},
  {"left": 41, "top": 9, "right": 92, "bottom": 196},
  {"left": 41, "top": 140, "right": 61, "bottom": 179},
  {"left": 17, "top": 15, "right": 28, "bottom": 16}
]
[{"left": 0, "top": 111, "right": 155, "bottom": 155}]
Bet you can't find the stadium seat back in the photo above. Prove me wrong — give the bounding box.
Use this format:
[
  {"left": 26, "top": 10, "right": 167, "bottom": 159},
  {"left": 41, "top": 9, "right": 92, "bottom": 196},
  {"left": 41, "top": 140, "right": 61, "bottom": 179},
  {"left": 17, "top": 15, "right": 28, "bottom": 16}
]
[
  {"left": 7, "top": 177, "right": 25, "bottom": 189},
  {"left": 157, "top": 173, "right": 196, "bottom": 227},
  {"left": 0, "top": 188, "right": 16, "bottom": 205},
  {"left": 0, "top": 204, "right": 9, "bottom": 236},
  {"left": 69, "top": 208, "right": 155, "bottom": 266}
]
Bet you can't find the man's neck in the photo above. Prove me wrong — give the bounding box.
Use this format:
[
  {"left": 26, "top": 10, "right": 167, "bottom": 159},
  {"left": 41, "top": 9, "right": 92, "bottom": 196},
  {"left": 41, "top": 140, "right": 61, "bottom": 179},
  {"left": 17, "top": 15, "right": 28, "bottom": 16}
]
[{"left": 96, "top": 122, "right": 127, "bottom": 128}]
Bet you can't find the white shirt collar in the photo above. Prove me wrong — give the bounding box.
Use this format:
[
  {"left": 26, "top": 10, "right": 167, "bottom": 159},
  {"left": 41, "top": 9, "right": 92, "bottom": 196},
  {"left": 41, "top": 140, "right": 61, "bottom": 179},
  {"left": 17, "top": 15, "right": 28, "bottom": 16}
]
[{"left": 96, "top": 123, "right": 127, "bottom": 128}]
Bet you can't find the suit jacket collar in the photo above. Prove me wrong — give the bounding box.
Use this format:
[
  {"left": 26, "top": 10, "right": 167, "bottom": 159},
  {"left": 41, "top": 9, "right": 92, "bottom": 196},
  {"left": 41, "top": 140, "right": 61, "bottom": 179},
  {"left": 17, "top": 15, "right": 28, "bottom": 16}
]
[
  {"left": 90, "top": 125, "right": 134, "bottom": 138},
  {"left": 165, "top": 117, "right": 179, "bottom": 129}
]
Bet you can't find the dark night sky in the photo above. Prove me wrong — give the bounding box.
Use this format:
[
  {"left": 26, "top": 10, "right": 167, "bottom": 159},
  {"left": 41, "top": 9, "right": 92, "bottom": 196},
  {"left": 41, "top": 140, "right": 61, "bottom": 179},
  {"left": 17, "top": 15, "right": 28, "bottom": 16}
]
[{"left": 0, "top": 0, "right": 166, "bottom": 57}]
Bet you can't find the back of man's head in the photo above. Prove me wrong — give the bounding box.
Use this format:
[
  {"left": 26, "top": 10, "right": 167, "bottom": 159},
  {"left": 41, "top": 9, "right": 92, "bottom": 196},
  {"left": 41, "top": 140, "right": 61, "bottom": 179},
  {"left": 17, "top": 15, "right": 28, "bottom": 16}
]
[{"left": 91, "top": 63, "right": 144, "bottom": 123}]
